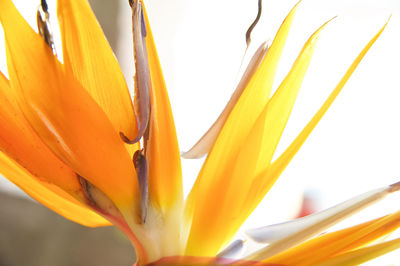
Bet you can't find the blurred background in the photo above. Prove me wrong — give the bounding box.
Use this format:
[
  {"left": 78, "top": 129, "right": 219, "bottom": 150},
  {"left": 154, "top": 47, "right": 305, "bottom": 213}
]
[{"left": 1, "top": 0, "right": 400, "bottom": 265}]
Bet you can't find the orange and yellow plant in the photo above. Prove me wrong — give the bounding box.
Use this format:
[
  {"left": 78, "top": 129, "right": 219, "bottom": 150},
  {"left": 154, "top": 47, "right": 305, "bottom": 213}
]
[{"left": 0, "top": 0, "right": 399, "bottom": 265}]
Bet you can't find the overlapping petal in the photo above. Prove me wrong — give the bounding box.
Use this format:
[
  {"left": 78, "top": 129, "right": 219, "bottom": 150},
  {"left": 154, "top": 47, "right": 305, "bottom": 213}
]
[
  {"left": 185, "top": 3, "right": 319, "bottom": 256},
  {"left": 241, "top": 20, "right": 388, "bottom": 217},
  {"left": 57, "top": 0, "right": 137, "bottom": 141},
  {"left": 264, "top": 211, "right": 400, "bottom": 264},
  {"left": 185, "top": 2, "right": 299, "bottom": 227},
  {"left": 0, "top": 71, "right": 83, "bottom": 198},
  {"left": 0, "top": 0, "right": 139, "bottom": 215}
]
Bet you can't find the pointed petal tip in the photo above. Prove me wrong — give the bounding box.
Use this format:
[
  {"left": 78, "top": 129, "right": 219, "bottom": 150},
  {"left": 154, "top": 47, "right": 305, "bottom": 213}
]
[{"left": 386, "top": 15, "right": 392, "bottom": 24}]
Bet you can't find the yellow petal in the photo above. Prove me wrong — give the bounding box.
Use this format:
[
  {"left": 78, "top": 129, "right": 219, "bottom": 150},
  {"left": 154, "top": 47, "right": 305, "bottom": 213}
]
[
  {"left": 183, "top": 1, "right": 298, "bottom": 228},
  {"left": 246, "top": 19, "right": 388, "bottom": 213},
  {"left": 57, "top": 0, "right": 137, "bottom": 140},
  {"left": 264, "top": 211, "right": 400, "bottom": 264},
  {"left": 0, "top": 151, "right": 109, "bottom": 227},
  {"left": 142, "top": 3, "right": 183, "bottom": 212},
  {"left": 185, "top": 4, "right": 320, "bottom": 257},
  {"left": 0, "top": 0, "right": 139, "bottom": 213},
  {"left": 235, "top": 17, "right": 329, "bottom": 205},
  {"left": 315, "top": 237, "right": 400, "bottom": 266}
]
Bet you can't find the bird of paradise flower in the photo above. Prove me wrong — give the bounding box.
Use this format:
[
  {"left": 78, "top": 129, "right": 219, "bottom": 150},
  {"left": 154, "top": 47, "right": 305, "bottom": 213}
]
[{"left": 0, "top": 0, "right": 399, "bottom": 265}]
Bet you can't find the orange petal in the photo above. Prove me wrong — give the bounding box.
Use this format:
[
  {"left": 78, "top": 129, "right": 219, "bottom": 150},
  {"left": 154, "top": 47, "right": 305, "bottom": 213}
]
[
  {"left": 0, "top": 0, "right": 139, "bottom": 213},
  {"left": 0, "top": 70, "right": 85, "bottom": 199},
  {"left": 142, "top": 2, "right": 183, "bottom": 212},
  {"left": 0, "top": 151, "right": 109, "bottom": 227},
  {"left": 57, "top": 0, "right": 137, "bottom": 140}
]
